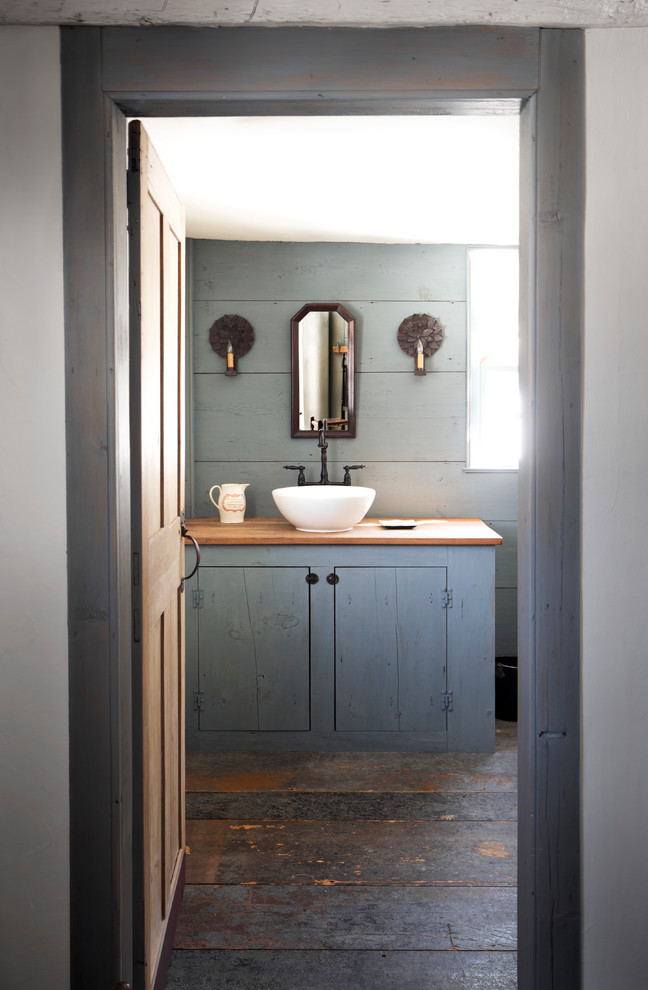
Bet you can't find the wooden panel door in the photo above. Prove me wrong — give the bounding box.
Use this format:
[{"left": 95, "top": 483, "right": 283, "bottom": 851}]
[
  {"left": 128, "top": 120, "right": 186, "bottom": 990},
  {"left": 335, "top": 567, "right": 448, "bottom": 733},
  {"left": 198, "top": 566, "right": 311, "bottom": 731}
]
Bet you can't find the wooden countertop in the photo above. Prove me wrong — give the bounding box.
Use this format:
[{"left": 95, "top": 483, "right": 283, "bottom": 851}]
[{"left": 185, "top": 517, "right": 502, "bottom": 546}]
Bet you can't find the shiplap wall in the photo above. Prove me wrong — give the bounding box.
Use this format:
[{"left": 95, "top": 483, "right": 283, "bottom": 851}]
[{"left": 188, "top": 240, "right": 517, "bottom": 654}]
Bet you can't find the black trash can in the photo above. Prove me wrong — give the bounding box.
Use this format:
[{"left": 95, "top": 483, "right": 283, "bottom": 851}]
[{"left": 495, "top": 657, "right": 518, "bottom": 721}]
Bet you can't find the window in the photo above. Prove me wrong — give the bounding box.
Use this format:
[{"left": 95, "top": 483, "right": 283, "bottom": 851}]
[{"left": 467, "top": 247, "right": 520, "bottom": 469}]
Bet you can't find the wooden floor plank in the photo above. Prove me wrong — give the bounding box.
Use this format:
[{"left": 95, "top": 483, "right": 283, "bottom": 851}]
[
  {"left": 186, "top": 748, "right": 518, "bottom": 793},
  {"left": 185, "top": 819, "right": 517, "bottom": 886},
  {"left": 174, "top": 883, "right": 517, "bottom": 950},
  {"left": 166, "top": 948, "right": 518, "bottom": 989},
  {"left": 186, "top": 789, "right": 518, "bottom": 821}
]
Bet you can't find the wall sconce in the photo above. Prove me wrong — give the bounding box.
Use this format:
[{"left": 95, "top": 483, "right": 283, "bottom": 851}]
[
  {"left": 397, "top": 313, "right": 444, "bottom": 376},
  {"left": 209, "top": 314, "right": 255, "bottom": 376}
]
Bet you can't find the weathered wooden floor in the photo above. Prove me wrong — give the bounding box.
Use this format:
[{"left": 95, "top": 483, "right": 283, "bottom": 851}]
[{"left": 166, "top": 721, "right": 517, "bottom": 988}]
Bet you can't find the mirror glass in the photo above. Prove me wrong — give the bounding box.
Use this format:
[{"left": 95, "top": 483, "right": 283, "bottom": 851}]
[{"left": 291, "top": 303, "right": 356, "bottom": 438}]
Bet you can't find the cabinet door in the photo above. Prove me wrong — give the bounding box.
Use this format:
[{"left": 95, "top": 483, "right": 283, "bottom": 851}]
[
  {"left": 198, "top": 567, "right": 310, "bottom": 731},
  {"left": 335, "top": 567, "right": 447, "bottom": 732}
]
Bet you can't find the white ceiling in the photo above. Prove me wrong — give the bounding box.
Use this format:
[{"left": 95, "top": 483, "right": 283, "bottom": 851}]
[
  {"left": 0, "top": 0, "right": 644, "bottom": 27},
  {"left": 143, "top": 115, "right": 520, "bottom": 243}
]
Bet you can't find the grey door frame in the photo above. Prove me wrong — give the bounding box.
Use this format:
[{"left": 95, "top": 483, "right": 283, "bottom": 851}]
[{"left": 61, "top": 25, "right": 582, "bottom": 990}]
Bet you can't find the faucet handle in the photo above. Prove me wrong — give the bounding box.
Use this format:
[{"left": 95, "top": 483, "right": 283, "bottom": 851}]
[
  {"left": 283, "top": 464, "right": 306, "bottom": 486},
  {"left": 342, "top": 464, "right": 365, "bottom": 485}
]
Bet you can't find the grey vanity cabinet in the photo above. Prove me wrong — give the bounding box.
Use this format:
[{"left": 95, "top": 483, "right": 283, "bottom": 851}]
[
  {"left": 186, "top": 539, "right": 497, "bottom": 752},
  {"left": 334, "top": 566, "right": 447, "bottom": 733},
  {"left": 197, "top": 565, "right": 311, "bottom": 732}
]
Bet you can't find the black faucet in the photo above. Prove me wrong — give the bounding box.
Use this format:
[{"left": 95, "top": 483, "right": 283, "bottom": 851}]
[
  {"left": 283, "top": 419, "right": 366, "bottom": 486},
  {"left": 317, "top": 421, "right": 330, "bottom": 484}
]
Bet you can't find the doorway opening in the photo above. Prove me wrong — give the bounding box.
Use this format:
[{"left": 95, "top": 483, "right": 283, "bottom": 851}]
[{"left": 140, "top": 113, "right": 520, "bottom": 984}]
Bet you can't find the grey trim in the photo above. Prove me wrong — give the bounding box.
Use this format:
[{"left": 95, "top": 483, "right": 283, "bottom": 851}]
[
  {"left": 518, "top": 30, "right": 583, "bottom": 990},
  {"left": 61, "top": 27, "right": 132, "bottom": 987},
  {"left": 101, "top": 25, "right": 539, "bottom": 115}
]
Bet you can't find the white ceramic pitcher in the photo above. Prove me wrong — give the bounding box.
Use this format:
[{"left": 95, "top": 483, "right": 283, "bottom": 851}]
[{"left": 209, "top": 483, "right": 249, "bottom": 523}]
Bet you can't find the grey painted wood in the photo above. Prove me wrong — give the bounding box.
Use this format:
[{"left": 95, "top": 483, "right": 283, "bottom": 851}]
[
  {"left": 193, "top": 241, "right": 467, "bottom": 302},
  {"left": 107, "top": 99, "right": 134, "bottom": 989},
  {"left": 198, "top": 567, "right": 310, "bottom": 731},
  {"left": 184, "top": 570, "right": 200, "bottom": 740},
  {"left": 189, "top": 237, "right": 516, "bottom": 654},
  {"left": 192, "top": 297, "right": 467, "bottom": 375},
  {"left": 61, "top": 28, "right": 133, "bottom": 989},
  {"left": 335, "top": 567, "right": 401, "bottom": 732},
  {"left": 102, "top": 26, "right": 539, "bottom": 110},
  {"left": 394, "top": 568, "right": 449, "bottom": 731},
  {"left": 446, "top": 546, "right": 496, "bottom": 752},
  {"left": 187, "top": 726, "right": 449, "bottom": 752},
  {"left": 487, "top": 520, "right": 518, "bottom": 587},
  {"left": 517, "top": 29, "right": 583, "bottom": 990},
  {"left": 192, "top": 544, "right": 455, "bottom": 569},
  {"left": 335, "top": 567, "right": 447, "bottom": 732},
  {"left": 199, "top": 568, "right": 260, "bottom": 730},
  {"left": 191, "top": 543, "right": 493, "bottom": 750},
  {"left": 194, "top": 370, "right": 466, "bottom": 463},
  {"left": 243, "top": 567, "right": 311, "bottom": 731},
  {"left": 193, "top": 461, "right": 518, "bottom": 522}
]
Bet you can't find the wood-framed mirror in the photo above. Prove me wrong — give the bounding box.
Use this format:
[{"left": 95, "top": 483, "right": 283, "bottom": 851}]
[{"left": 290, "top": 302, "right": 356, "bottom": 438}]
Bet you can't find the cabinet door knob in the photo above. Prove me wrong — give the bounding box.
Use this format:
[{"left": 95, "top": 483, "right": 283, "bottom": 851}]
[
  {"left": 305, "top": 573, "right": 319, "bottom": 585},
  {"left": 326, "top": 572, "right": 339, "bottom": 585}
]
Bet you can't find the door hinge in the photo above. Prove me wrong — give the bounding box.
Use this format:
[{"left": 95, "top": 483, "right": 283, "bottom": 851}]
[
  {"left": 441, "top": 587, "right": 453, "bottom": 608},
  {"left": 441, "top": 690, "right": 454, "bottom": 712},
  {"left": 192, "top": 589, "right": 204, "bottom": 609},
  {"left": 193, "top": 691, "right": 205, "bottom": 711},
  {"left": 133, "top": 608, "right": 140, "bottom": 644}
]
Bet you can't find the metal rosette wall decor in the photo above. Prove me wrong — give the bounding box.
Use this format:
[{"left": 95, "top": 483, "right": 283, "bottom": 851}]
[
  {"left": 397, "top": 313, "right": 444, "bottom": 376},
  {"left": 209, "top": 314, "right": 255, "bottom": 376}
]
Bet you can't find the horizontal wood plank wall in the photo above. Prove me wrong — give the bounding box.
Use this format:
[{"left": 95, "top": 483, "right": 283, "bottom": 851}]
[{"left": 189, "top": 239, "right": 517, "bottom": 655}]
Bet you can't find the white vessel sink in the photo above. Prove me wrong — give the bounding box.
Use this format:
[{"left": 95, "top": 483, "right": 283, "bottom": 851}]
[{"left": 272, "top": 485, "right": 376, "bottom": 533}]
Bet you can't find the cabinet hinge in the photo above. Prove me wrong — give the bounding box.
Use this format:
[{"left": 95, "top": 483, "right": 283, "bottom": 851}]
[
  {"left": 441, "top": 588, "right": 453, "bottom": 608},
  {"left": 441, "top": 690, "right": 454, "bottom": 712},
  {"left": 192, "top": 589, "right": 204, "bottom": 609},
  {"left": 193, "top": 691, "right": 205, "bottom": 711}
]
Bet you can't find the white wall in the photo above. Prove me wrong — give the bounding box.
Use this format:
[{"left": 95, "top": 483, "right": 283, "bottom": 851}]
[
  {"left": 0, "top": 28, "right": 69, "bottom": 990},
  {"left": 582, "top": 28, "right": 648, "bottom": 990}
]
